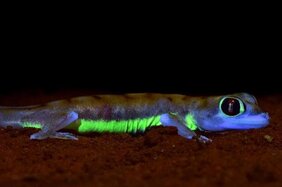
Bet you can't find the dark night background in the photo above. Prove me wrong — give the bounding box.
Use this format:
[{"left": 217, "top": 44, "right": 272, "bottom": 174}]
[
  {"left": 2, "top": 8, "right": 282, "bottom": 187},
  {"left": 1, "top": 17, "right": 280, "bottom": 97},
  {"left": 1, "top": 48, "right": 280, "bottom": 96},
  {"left": 1, "top": 58, "right": 280, "bottom": 96}
]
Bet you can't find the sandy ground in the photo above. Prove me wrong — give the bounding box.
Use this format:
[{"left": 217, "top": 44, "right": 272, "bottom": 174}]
[{"left": 0, "top": 91, "right": 281, "bottom": 187}]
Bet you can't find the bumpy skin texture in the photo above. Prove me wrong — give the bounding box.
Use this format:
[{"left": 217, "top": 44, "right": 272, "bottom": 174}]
[{"left": 0, "top": 93, "right": 270, "bottom": 142}]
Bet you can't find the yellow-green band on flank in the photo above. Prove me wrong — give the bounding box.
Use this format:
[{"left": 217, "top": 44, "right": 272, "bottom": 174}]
[
  {"left": 77, "top": 115, "right": 162, "bottom": 133},
  {"left": 22, "top": 122, "right": 42, "bottom": 129},
  {"left": 21, "top": 113, "right": 197, "bottom": 133},
  {"left": 185, "top": 114, "right": 198, "bottom": 130}
]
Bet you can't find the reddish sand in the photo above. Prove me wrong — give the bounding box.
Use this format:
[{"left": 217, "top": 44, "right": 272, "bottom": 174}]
[{"left": 0, "top": 91, "right": 281, "bottom": 187}]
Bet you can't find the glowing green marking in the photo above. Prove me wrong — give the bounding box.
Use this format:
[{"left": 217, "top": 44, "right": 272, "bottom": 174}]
[
  {"left": 75, "top": 115, "right": 162, "bottom": 133},
  {"left": 185, "top": 114, "right": 198, "bottom": 130},
  {"left": 239, "top": 102, "right": 244, "bottom": 113},
  {"left": 22, "top": 122, "right": 42, "bottom": 129}
]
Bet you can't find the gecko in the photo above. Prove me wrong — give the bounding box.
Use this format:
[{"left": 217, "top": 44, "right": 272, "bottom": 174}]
[{"left": 0, "top": 93, "right": 269, "bottom": 143}]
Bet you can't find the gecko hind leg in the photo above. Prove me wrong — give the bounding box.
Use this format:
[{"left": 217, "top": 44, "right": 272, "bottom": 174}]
[{"left": 30, "top": 111, "right": 79, "bottom": 140}]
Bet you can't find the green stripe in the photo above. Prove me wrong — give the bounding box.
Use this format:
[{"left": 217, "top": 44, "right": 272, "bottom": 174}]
[
  {"left": 21, "top": 116, "right": 162, "bottom": 133},
  {"left": 77, "top": 115, "right": 162, "bottom": 133},
  {"left": 22, "top": 122, "right": 42, "bottom": 129},
  {"left": 21, "top": 114, "right": 197, "bottom": 133},
  {"left": 185, "top": 114, "right": 198, "bottom": 130}
]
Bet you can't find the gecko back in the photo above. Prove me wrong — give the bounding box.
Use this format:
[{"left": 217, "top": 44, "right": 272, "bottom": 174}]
[{"left": 0, "top": 93, "right": 270, "bottom": 142}]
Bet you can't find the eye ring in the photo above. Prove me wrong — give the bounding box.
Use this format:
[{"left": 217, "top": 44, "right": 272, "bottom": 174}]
[{"left": 219, "top": 96, "right": 246, "bottom": 117}]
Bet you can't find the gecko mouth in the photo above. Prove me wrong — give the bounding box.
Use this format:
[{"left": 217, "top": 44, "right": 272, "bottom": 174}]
[{"left": 222, "top": 113, "right": 270, "bottom": 130}]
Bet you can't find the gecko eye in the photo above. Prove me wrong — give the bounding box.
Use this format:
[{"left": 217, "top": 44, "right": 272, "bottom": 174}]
[{"left": 219, "top": 97, "right": 245, "bottom": 116}]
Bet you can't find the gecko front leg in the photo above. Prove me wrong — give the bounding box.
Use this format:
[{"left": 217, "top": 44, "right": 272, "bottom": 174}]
[
  {"left": 160, "top": 113, "right": 212, "bottom": 143},
  {"left": 30, "top": 111, "right": 79, "bottom": 140}
]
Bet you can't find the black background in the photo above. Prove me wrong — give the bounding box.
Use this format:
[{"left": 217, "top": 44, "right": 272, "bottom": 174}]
[
  {"left": 1, "top": 51, "right": 280, "bottom": 96},
  {"left": 1, "top": 18, "right": 280, "bottom": 96}
]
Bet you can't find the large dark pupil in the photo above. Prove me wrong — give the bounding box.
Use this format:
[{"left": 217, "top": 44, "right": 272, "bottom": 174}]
[{"left": 221, "top": 98, "right": 240, "bottom": 116}]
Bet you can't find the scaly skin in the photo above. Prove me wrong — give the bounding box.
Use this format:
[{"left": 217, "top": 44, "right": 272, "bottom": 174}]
[{"left": 0, "top": 93, "right": 270, "bottom": 143}]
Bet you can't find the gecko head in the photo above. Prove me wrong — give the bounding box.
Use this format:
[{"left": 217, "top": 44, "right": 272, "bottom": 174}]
[{"left": 194, "top": 93, "right": 270, "bottom": 131}]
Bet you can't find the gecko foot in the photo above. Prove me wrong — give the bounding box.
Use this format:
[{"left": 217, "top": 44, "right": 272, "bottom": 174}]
[
  {"left": 30, "top": 131, "right": 78, "bottom": 140},
  {"left": 197, "top": 135, "right": 212, "bottom": 143},
  {"left": 30, "top": 131, "right": 49, "bottom": 140},
  {"left": 49, "top": 132, "right": 78, "bottom": 140}
]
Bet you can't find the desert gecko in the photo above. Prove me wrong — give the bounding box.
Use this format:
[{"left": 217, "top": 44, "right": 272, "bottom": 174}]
[{"left": 0, "top": 93, "right": 269, "bottom": 143}]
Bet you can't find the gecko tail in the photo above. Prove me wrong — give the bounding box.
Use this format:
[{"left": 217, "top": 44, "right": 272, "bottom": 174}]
[
  {"left": 0, "top": 105, "right": 40, "bottom": 128},
  {"left": 0, "top": 122, "right": 22, "bottom": 128},
  {"left": 0, "top": 111, "right": 22, "bottom": 128}
]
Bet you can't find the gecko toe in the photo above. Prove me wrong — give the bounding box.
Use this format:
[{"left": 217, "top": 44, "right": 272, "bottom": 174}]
[
  {"left": 50, "top": 132, "right": 78, "bottom": 140},
  {"left": 30, "top": 132, "right": 49, "bottom": 140},
  {"left": 197, "top": 135, "right": 212, "bottom": 143}
]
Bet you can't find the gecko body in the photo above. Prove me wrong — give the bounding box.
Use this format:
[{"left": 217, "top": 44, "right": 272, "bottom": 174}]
[{"left": 0, "top": 93, "right": 269, "bottom": 142}]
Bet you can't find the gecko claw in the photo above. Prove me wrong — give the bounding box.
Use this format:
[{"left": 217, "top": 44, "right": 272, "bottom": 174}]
[
  {"left": 30, "top": 131, "right": 49, "bottom": 140},
  {"left": 197, "top": 135, "right": 212, "bottom": 143},
  {"left": 49, "top": 132, "right": 78, "bottom": 140}
]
